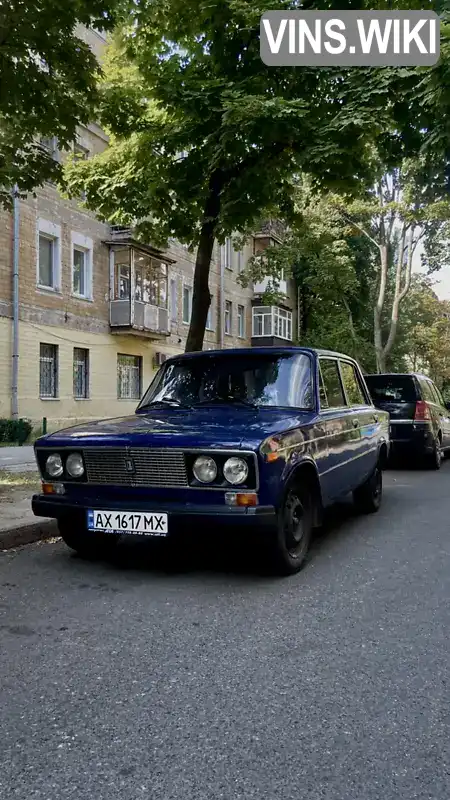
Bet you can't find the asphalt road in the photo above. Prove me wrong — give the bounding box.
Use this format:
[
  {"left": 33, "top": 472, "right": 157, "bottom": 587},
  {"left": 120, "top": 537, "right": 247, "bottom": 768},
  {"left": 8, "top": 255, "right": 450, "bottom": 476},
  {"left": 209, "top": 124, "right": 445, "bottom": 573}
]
[
  {"left": 1, "top": 466, "right": 450, "bottom": 800},
  {"left": 0, "top": 445, "right": 36, "bottom": 472}
]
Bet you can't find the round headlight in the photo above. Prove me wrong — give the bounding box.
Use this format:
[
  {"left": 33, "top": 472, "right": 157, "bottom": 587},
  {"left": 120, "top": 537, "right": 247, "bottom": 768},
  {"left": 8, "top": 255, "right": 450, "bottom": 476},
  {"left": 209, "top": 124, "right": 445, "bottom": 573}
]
[
  {"left": 66, "top": 453, "right": 84, "bottom": 478},
  {"left": 193, "top": 455, "right": 217, "bottom": 483},
  {"left": 46, "top": 453, "right": 63, "bottom": 478},
  {"left": 223, "top": 457, "right": 248, "bottom": 485}
]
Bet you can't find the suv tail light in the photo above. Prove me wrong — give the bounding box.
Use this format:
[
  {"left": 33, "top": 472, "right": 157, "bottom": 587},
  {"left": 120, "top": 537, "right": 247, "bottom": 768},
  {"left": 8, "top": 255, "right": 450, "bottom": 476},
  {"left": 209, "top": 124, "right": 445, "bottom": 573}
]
[{"left": 414, "top": 400, "right": 431, "bottom": 421}]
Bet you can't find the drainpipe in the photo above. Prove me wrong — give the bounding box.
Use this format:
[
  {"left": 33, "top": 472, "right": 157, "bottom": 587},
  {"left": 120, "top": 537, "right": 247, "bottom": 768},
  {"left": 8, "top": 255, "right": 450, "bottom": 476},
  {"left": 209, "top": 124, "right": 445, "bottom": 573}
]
[
  {"left": 219, "top": 246, "right": 224, "bottom": 349},
  {"left": 11, "top": 184, "right": 19, "bottom": 419}
]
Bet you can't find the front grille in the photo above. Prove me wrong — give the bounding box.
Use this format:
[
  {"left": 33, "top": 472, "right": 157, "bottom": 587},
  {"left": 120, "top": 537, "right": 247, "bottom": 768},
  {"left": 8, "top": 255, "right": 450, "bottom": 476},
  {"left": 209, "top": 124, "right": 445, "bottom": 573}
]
[{"left": 83, "top": 447, "right": 188, "bottom": 487}]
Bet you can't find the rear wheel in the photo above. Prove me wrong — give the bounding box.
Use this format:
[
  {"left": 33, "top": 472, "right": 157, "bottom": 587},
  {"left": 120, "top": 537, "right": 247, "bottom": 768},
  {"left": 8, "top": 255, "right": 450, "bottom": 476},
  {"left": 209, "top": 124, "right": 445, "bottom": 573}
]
[
  {"left": 267, "top": 483, "right": 315, "bottom": 576},
  {"left": 426, "top": 438, "right": 442, "bottom": 470},
  {"left": 353, "top": 463, "right": 382, "bottom": 514},
  {"left": 58, "top": 522, "right": 118, "bottom": 560}
]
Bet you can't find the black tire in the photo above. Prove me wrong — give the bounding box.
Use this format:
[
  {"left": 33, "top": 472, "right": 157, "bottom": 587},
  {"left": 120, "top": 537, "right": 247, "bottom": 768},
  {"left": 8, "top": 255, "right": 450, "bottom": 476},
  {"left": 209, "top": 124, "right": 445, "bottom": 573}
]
[
  {"left": 353, "top": 463, "right": 382, "bottom": 514},
  {"left": 267, "top": 482, "right": 315, "bottom": 576},
  {"left": 426, "top": 438, "right": 442, "bottom": 470},
  {"left": 58, "top": 522, "right": 118, "bottom": 560}
]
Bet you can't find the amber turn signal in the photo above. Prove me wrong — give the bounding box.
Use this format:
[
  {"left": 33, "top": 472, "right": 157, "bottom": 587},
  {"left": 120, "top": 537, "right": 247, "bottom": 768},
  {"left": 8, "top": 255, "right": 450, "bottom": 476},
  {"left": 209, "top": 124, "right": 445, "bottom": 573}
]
[
  {"left": 225, "top": 491, "right": 258, "bottom": 507},
  {"left": 42, "top": 482, "right": 65, "bottom": 495}
]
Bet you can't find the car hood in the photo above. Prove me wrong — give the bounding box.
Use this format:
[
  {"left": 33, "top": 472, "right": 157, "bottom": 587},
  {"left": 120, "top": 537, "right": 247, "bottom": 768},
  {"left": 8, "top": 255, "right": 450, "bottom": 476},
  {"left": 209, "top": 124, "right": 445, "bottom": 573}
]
[{"left": 36, "top": 408, "right": 313, "bottom": 451}]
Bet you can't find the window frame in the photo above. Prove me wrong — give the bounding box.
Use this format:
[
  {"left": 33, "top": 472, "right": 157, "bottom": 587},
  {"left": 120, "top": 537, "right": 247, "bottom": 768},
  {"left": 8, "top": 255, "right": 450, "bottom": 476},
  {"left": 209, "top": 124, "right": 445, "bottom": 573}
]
[
  {"left": 182, "top": 283, "right": 193, "bottom": 324},
  {"left": 170, "top": 277, "right": 178, "bottom": 322},
  {"left": 206, "top": 295, "right": 215, "bottom": 331},
  {"left": 73, "top": 347, "right": 90, "bottom": 400},
  {"left": 71, "top": 232, "right": 93, "bottom": 300},
  {"left": 224, "top": 300, "right": 232, "bottom": 335},
  {"left": 36, "top": 219, "right": 61, "bottom": 292},
  {"left": 39, "top": 343, "right": 59, "bottom": 399},
  {"left": 430, "top": 381, "right": 445, "bottom": 408},
  {"left": 117, "top": 353, "right": 142, "bottom": 401},
  {"left": 237, "top": 304, "right": 245, "bottom": 338},
  {"left": 220, "top": 238, "right": 233, "bottom": 270},
  {"left": 318, "top": 357, "right": 348, "bottom": 411},
  {"left": 338, "top": 359, "right": 369, "bottom": 407},
  {"left": 251, "top": 306, "right": 293, "bottom": 341}
]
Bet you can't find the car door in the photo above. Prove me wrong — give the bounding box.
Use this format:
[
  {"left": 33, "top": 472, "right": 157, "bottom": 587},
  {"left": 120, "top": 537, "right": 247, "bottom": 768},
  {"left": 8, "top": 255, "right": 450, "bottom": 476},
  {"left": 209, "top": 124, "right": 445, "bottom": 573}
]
[
  {"left": 429, "top": 381, "right": 450, "bottom": 450},
  {"left": 418, "top": 378, "right": 440, "bottom": 442},
  {"left": 317, "top": 357, "right": 355, "bottom": 502},
  {"left": 339, "top": 359, "right": 377, "bottom": 487}
]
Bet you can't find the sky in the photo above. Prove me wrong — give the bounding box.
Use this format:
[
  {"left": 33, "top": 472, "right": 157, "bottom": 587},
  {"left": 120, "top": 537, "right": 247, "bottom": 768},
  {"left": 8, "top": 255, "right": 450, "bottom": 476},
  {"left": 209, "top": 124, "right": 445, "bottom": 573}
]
[{"left": 412, "top": 240, "right": 450, "bottom": 301}]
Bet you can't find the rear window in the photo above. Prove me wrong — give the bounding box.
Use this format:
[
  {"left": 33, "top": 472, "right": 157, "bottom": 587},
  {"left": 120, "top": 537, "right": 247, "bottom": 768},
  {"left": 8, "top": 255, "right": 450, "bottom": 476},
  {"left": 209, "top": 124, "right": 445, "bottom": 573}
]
[{"left": 365, "top": 375, "right": 417, "bottom": 403}]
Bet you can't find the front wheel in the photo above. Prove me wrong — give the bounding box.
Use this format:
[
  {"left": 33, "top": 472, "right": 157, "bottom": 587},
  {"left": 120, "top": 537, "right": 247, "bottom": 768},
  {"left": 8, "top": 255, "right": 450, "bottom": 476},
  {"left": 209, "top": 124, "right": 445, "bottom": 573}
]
[
  {"left": 58, "top": 522, "right": 118, "bottom": 560},
  {"left": 266, "top": 484, "right": 314, "bottom": 576},
  {"left": 353, "top": 464, "right": 382, "bottom": 514}
]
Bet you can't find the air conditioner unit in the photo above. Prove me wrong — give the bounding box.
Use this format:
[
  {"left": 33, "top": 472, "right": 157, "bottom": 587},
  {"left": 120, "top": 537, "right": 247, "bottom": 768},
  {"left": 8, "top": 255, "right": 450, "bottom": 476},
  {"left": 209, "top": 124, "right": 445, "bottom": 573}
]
[{"left": 153, "top": 352, "right": 167, "bottom": 368}]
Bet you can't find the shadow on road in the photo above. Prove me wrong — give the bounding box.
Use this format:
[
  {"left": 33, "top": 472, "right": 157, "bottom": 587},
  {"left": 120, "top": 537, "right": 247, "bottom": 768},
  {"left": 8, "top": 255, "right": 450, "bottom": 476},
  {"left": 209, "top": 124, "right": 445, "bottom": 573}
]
[{"left": 51, "top": 499, "right": 362, "bottom": 582}]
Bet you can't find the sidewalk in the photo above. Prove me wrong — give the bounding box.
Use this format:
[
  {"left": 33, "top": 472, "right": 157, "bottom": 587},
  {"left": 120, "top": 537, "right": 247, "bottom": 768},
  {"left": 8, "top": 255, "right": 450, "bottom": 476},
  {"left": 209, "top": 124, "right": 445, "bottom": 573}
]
[
  {"left": 0, "top": 445, "right": 37, "bottom": 473},
  {"left": 0, "top": 470, "right": 58, "bottom": 550}
]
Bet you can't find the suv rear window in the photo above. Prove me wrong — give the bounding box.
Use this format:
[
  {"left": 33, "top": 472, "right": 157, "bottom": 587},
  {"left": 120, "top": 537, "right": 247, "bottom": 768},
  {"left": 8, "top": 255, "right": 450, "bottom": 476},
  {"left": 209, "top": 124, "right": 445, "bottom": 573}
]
[{"left": 365, "top": 375, "right": 417, "bottom": 403}]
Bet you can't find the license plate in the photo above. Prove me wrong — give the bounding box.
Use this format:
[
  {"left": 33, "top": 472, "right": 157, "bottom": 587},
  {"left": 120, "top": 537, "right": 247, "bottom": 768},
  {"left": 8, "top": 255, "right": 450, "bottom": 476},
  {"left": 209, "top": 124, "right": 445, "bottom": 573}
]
[{"left": 87, "top": 510, "right": 168, "bottom": 537}]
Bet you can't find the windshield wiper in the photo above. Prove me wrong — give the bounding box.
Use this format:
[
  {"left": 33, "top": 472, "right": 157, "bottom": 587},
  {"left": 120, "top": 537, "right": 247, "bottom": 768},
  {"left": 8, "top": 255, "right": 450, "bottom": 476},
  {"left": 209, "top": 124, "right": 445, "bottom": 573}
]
[
  {"left": 141, "top": 399, "right": 193, "bottom": 410},
  {"left": 193, "top": 396, "right": 259, "bottom": 410}
]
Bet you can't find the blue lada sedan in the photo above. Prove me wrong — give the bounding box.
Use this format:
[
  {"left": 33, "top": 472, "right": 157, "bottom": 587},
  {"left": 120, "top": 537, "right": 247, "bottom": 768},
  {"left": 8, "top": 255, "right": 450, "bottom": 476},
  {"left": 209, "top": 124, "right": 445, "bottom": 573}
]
[{"left": 32, "top": 347, "right": 390, "bottom": 575}]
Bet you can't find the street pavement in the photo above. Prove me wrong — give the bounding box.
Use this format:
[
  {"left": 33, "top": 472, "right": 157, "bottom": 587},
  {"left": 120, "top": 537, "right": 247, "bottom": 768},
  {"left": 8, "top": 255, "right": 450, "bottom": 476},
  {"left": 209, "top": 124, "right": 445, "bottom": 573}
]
[
  {"left": 0, "top": 445, "right": 36, "bottom": 472},
  {"left": 1, "top": 466, "right": 450, "bottom": 800}
]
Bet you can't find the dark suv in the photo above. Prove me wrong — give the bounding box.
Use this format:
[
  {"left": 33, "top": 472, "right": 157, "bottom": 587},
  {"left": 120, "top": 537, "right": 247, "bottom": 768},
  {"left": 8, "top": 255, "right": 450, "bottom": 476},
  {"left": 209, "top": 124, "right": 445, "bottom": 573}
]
[{"left": 365, "top": 373, "right": 450, "bottom": 469}]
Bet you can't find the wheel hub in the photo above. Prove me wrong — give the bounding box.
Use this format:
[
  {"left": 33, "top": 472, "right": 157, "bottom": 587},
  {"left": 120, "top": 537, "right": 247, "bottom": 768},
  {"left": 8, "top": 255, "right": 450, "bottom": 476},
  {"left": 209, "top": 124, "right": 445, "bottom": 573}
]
[{"left": 284, "top": 495, "right": 305, "bottom": 551}]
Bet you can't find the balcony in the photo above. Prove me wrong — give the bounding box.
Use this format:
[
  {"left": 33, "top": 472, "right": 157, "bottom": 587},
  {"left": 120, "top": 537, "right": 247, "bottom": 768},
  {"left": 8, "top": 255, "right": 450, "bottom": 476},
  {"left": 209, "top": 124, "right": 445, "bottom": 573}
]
[
  {"left": 104, "top": 239, "right": 175, "bottom": 339},
  {"left": 253, "top": 275, "right": 288, "bottom": 298},
  {"left": 251, "top": 305, "right": 293, "bottom": 346},
  {"left": 110, "top": 299, "right": 169, "bottom": 337}
]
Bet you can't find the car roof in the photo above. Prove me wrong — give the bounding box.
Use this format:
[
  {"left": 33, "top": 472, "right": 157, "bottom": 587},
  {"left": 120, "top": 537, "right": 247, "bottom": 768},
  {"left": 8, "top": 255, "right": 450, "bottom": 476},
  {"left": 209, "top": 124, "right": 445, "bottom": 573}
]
[
  {"left": 164, "top": 346, "right": 356, "bottom": 362},
  {"left": 365, "top": 372, "right": 431, "bottom": 381}
]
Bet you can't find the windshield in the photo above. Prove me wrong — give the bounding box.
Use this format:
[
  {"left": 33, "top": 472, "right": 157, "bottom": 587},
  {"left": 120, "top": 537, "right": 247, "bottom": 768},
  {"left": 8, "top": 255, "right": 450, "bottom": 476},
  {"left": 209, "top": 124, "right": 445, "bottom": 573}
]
[
  {"left": 138, "top": 352, "right": 314, "bottom": 410},
  {"left": 365, "top": 375, "right": 417, "bottom": 403}
]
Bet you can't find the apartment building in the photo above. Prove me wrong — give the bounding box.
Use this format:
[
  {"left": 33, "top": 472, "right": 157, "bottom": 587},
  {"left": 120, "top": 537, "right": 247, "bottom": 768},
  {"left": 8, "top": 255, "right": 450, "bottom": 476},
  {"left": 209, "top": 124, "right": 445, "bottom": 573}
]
[{"left": 0, "top": 28, "right": 297, "bottom": 432}]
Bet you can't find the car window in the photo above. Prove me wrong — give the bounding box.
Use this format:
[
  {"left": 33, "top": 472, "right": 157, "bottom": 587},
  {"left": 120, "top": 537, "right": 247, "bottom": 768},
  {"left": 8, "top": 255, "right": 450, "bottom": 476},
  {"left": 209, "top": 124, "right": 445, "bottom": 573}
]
[
  {"left": 364, "top": 375, "right": 417, "bottom": 403},
  {"left": 420, "top": 379, "right": 435, "bottom": 403},
  {"left": 339, "top": 361, "right": 366, "bottom": 406},
  {"left": 429, "top": 382, "right": 444, "bottom": 407},
  {"left": 319, "top": 360, "right": 346, "bottom": 409},
  {"left": 138, "top": 351, "right": 314, "bottom": 410}
]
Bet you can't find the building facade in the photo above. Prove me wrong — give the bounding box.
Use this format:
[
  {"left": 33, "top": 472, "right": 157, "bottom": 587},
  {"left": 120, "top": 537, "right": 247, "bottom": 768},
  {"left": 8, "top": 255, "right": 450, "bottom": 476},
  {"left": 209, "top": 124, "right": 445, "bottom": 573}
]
[{"left": 0, "top": 28, "right": 297, "bottom": 433}]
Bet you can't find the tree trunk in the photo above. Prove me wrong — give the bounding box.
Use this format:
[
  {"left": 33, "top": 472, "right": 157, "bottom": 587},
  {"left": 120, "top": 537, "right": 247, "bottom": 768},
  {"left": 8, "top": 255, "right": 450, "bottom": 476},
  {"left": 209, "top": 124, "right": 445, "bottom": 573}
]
[
  {"left": 382, "top": 225, "right": 414, "bottom": 367},
  {"left": 374, "top": 243, "right": 388, "bottom": 372},
  {"left": 185, "top": 172, "right": 223, "bottom": 352}
]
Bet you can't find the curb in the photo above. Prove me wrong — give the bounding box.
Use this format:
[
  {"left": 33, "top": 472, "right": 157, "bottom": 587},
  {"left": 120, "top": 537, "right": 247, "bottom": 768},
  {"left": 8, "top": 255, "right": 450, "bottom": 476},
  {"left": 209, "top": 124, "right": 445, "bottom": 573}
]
[{"left": 0, "top": 519, "right": 58, "bottom": 551}]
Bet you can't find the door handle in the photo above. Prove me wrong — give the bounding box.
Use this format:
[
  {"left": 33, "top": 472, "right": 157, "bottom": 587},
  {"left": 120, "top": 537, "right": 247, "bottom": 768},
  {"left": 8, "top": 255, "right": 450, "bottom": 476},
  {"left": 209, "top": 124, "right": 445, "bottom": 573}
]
[
  {"left": 373, "top": 414, "right": 378, "bottom": 423},
  {"left": 352, "top": 419, "right": 359, "bottom": 428}
]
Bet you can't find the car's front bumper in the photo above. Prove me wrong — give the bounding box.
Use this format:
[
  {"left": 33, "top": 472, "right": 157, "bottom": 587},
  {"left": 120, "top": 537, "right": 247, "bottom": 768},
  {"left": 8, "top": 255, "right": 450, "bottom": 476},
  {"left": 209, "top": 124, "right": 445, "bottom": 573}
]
[{"left": 32, "top": 495, "right": 277, "bottom": 536}]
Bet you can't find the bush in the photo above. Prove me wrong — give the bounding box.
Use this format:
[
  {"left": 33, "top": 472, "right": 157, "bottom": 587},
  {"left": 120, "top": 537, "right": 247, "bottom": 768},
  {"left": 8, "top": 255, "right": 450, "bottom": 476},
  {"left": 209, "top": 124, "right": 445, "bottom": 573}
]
[{"left": 0, "top": 418, "right": 33, "bottom": 445}]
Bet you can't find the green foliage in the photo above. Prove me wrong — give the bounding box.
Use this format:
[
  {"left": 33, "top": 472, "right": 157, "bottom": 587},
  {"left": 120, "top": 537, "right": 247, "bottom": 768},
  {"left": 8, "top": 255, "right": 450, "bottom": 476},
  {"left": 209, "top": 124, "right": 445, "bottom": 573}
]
[
  {"left": 0, "top": 418, "right": 32, "bottom": 445},
  {"left": 239, "top": 183, "right": 378, "bottom": 368},
  {"left": 64, "top": 0, "right": 449, "bottom": 350},
  {"left": 0, "top": 0, "right": 123, "bottom": 206},
  {"left": 390, "top": 277, "right": 450, "bottom": 388}
]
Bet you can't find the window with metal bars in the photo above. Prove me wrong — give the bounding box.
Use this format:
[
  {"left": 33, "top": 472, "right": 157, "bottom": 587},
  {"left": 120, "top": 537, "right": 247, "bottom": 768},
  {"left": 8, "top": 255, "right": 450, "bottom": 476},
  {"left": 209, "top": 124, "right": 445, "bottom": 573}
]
[
  {"left": 117, "top": 354, "right": 142, "bottom": 400},
  {"left": 73, "top": 348, "right": 89, "bottom": 399},
  {"left": 39, "top": 344, "right": 58, "bottom": 398}
]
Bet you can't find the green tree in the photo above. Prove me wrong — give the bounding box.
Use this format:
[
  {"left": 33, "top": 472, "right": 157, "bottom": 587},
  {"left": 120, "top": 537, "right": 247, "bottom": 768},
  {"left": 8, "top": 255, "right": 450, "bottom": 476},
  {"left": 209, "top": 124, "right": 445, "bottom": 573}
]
[
  {"left": 333, "top": 155, "right": 450, "bottom": 372},
  {"left": 0, "top": 0, "right": 122, "bottom": 206},
  {"left": 394, "top": 278, "right": 450, "bottom": 389},
  {"left": 64, "top": 0, "right": 447, "bottom": 352},
  {"left": 238, "top": 184, "right": 378, "bottom": 368}
]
